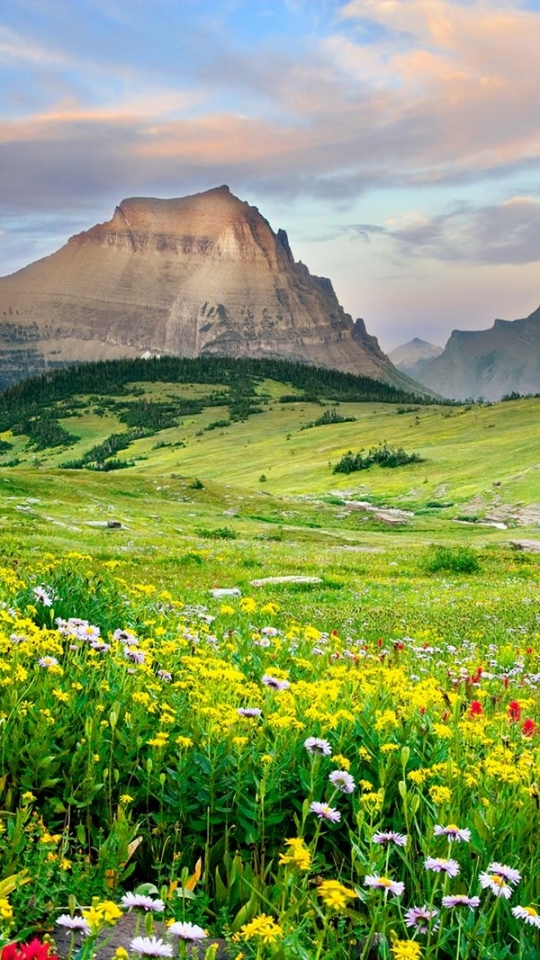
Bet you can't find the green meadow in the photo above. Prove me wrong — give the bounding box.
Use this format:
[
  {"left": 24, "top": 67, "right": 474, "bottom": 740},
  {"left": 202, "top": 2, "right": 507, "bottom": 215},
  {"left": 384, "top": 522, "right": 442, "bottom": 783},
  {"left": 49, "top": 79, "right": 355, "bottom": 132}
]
[{"left": 1, "top": 358, "right": 540, "bottom": 959}]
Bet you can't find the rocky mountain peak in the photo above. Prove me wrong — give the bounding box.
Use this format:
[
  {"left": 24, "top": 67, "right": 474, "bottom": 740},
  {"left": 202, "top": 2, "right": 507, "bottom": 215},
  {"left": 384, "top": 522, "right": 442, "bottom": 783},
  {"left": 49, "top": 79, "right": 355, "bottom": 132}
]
[{"left": 0, "top": 187, "right": 421, "bottom": 393}]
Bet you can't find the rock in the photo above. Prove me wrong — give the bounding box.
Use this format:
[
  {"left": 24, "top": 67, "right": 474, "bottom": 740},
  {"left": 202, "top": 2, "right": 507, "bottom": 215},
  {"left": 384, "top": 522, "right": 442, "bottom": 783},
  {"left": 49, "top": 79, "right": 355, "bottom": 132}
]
[
  {"left": 52, "top": 915, "right": 229, "bottom": 960},
  {"left": 107, "top": 520, "right": 122, "bottom": 528},
  {"left": 509, "top": 540, "right": 540, "bottom": 552},
  {"left": 209, "top": 588, "right": 241, "bottom": 597},
  {"left": 0, "top": 187, "right": 421, "bottom": 393},
  {"left": 249, "top": 575, "right": 323, "bottom": 586}
]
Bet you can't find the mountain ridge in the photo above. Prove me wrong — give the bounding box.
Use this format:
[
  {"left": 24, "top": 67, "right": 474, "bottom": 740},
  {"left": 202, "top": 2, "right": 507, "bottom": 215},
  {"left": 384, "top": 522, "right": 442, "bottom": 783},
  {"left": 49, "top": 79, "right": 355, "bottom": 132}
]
[{"left": 411, "top": 305, "right": 540, "bottom": 400}]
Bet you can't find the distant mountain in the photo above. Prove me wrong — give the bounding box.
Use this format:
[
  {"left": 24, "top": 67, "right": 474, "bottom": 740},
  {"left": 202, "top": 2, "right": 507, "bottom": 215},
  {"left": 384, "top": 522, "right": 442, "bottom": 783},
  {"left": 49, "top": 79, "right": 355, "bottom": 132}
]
[
  {"left": 388, "top": 338, "right": 443, "bottom": 380},
  {"left": 0, "top": 186, "right": 420, "bottom": 394},
  {"left": 411, "top": 306, "right": 540, "bottom": 400}
]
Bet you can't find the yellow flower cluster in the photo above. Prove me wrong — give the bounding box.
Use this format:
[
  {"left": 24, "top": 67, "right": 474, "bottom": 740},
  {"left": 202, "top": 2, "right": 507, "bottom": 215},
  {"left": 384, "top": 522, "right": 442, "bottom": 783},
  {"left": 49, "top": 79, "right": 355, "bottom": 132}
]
[
  {"left": 82, "top": 899, "right": 123, "bottom": 932},
  {"left": 391, "top": 939, "right": 422, "bottom": 959},
  {"left": 278, "top": 838, "right": 311, "bottom": 871},
  {"left": 317, "top": 879, "right": 357, "bottom": 911},
  {"left": 237, "top": 913, "right": 283, "bottom": 944}
]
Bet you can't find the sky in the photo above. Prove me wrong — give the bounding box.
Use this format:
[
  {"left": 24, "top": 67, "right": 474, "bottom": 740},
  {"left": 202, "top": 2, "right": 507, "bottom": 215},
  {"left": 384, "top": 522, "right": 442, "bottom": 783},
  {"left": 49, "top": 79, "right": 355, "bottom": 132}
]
[{"left": 2, "top": 0, "right": 540, "bottom": 350}]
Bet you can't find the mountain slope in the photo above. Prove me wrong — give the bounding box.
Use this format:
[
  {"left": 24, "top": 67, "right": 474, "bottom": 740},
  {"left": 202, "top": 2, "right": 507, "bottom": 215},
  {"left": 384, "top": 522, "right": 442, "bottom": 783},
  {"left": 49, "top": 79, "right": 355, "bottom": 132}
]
[
  {"left": 414, "top": 306, "right": 540, "bottom": 400},
  {"left": 0, "top": 186, "right": 417, "bottom": 393}
]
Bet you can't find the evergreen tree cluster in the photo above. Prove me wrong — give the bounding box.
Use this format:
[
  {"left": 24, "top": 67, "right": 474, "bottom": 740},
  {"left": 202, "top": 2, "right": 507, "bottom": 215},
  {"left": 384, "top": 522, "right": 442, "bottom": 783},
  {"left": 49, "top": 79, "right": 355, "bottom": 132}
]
[{"left": 333, "top": 444, "right": 424, "bottom": 474}]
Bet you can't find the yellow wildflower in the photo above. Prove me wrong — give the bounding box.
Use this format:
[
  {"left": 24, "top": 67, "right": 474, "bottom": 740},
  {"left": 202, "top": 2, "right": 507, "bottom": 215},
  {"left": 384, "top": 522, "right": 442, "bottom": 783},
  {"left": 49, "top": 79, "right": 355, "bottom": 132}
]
[
  {"left": 332, "top": 754, "right": 351, "bottom": 771},
  {"left": 375, "top": 710, "right": 399, "bottom": 732},
  {"left": 53, "top": 689, "right": 70, "bottom": 703},
  {"left": 318, "top": 879, "right": 357, "bottom": 911},
  {"left": 433, "top": 723, "right": 452, "bottom": 739},
  {"left": 238, "top": 914, "right": 282, "bottom": 944},
  {"left": 429, "top": 785, "right": 452, "bottom": 804},
  {"left": 147, "top": 732, "right": 169, "bottom": 748},
  {"left": 279, "top": 838, "right": 311, "bottom": 871},
  {"left": 260, "top": 602, "right": 279, "bottom": 615},
  {"left": 0, "top": 899, "right": 13, "bottom": 921},
  {"left": 82, "top": 900, "right": 123, "bottom": 931},
  {"left": 175, "top": 736, "right": 193, "bottom": 749},
  {"left": 239, "top": 598, "right": 257, "bottom": 614},
  {"left": 391, "top": 941, "right": 422, "bottom": 960}
]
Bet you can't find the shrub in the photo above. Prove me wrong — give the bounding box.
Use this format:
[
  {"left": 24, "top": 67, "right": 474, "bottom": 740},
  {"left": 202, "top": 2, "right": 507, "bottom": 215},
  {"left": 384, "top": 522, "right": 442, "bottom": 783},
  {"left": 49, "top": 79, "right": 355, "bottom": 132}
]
[{"left": 424, "top": 545, "right": 481, "bottom": 574}]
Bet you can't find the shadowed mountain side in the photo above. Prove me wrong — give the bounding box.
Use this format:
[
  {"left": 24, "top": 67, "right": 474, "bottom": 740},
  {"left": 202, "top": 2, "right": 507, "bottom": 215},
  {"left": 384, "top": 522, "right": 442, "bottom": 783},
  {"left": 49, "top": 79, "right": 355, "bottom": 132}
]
[
  {"left": 0, "top": 186, "right": 421, "bottom": 394},
  {"left": 412, "top": 306, "right": 540, "bottom": 400}
]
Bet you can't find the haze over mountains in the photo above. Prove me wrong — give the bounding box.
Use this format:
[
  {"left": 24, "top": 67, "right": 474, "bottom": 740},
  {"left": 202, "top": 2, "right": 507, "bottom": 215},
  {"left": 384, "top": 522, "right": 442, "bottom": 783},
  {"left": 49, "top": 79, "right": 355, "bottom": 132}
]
[
  {"left": 0, "top": 186, "right": 418, "bottom": 394},
  {"left": 388, "top": 339, "right": 443, "bottom": 381},
  {"left": 392, "top": 306, "right": 540, "bottom": 401}
]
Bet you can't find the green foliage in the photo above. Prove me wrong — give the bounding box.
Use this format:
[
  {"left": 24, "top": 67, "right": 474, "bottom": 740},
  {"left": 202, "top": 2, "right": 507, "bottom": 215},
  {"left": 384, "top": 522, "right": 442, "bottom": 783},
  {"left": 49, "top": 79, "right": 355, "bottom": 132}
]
[
  {"left": 11, "top": 417, "right": 77, "bottom": 450},
  {"left": 333, "top": 443, "right": 423, "bottom": 474},
  {"left": 60, "top": 429, "right": 147, "bottom": 469},
  {"left": 301, "top": 407, "right": 357, "bottom": 430},
  {"left": 313, "top": 407, "right": 356, "bottom": 426},
  {"left": 204, "top": 419, "right": 231, "bottom": 431},
  {"left": 424, "top": 544, "right": 481, "bottom": 573},
  {"left": 196, "top": 526, "right": 238, "bottom": 539}
]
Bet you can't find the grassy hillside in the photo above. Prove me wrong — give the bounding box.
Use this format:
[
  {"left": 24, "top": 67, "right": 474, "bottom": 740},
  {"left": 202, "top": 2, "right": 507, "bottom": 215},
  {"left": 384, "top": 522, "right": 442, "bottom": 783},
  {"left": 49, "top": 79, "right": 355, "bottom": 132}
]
[{"left": 0, "top": 356, "right": 538, "bottom": 598}]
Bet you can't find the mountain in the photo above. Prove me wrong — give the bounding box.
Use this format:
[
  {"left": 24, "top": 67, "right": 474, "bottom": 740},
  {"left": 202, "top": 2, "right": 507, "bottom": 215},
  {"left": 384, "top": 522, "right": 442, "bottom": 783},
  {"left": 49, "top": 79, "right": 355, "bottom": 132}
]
[
  {"left": 388, "top": 338, "right": 443, "bottom": 380},
  {"left": 0, "top": 186, "right": 418, "bottom": 394},
  {"left": 411, "top": 306, "right": 540, "bottom": 400}
]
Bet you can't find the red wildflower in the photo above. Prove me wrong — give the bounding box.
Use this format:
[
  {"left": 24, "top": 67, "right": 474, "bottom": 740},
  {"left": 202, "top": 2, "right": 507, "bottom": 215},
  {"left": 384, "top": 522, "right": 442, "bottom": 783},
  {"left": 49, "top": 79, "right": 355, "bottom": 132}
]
[
  {"left": 522, "top": 718, "right": 536, "bottom": 737},
  {"left": 508, "top": 700, "right": 522, "bottom": 722},
  {"left": 469, "top": 700, "right": 483, "bottom": 717},
  {"left": 1, "top": 942, "right": 57, "bottom": 960}
]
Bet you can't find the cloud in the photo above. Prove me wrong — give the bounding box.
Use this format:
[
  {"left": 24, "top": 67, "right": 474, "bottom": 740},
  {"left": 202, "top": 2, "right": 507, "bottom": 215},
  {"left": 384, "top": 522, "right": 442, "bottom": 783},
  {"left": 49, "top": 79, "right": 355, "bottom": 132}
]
[
  {"left": 0, "top": 24, "right": 70, "bottom": 66},
  {"left": 2, "top": 0, "right": 540, "bottom": 268},
  {"left": 356, "top": 196, "right": 540, "bottom": 264}
]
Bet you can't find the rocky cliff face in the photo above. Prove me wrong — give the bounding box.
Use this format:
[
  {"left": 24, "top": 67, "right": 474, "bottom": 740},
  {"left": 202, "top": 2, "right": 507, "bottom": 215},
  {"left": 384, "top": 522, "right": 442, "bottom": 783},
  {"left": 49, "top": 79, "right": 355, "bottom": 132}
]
[
  {"left": 0, "top": 186, "right": 417, "bottom": 392},
  {"left": 412, "top": 306, "right": 540, "bottom": 400}
]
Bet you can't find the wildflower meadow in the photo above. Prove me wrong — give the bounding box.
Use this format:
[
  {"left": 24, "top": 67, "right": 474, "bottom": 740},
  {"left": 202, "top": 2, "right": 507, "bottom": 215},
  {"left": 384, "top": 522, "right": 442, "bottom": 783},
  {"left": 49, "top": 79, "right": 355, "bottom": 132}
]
[{"left": 0, "top": 549, "right": 539, "bottom": 960}]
